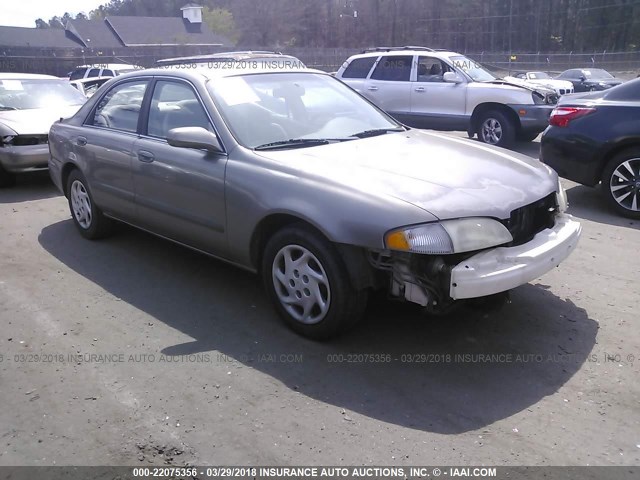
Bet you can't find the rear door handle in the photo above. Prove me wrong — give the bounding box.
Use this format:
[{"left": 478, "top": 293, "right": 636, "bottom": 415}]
[
  {"left": 137, "top": 150, "right": 155, "bottom": 163},
  {"left": 367, "top": 86, "right": 379, "bottom": 91},
  {"left": 76, "top": 136, "right": 87, "bottom": 146},
  {"left": 415, "top": 87, "right": 426, "bottom": 92}
]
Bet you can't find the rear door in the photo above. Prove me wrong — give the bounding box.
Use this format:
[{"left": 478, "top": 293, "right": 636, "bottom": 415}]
[
  {"left": 362, "top": 55, "right": 413, "bottom": 121},
  {"left": 80, "top": 78, "right": 150, "bottom": 222},
  {"left": 339, "top": 56, "right": 377, "bottom": 94},
  {"left": 132, "top": 78, "right": 228, "bottom": 255}
]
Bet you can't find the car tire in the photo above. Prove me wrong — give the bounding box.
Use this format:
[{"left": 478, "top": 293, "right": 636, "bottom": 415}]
[
  {"left": 67, "top": 169, "right": 114, "bottom": 239},
  {"left": 261, "top": 224, "right": 368, "bottom": 340},
  {"left": 601, "top": 148, "right": 640, "bottom": 219},
  {"left": 0, "top": 164, "right": 16, "bottom": 188},
  {"left": 517, "top": 131, "right": 540, "bottom": 143},
  {"left": 477, "top": 110, "right": 515, "bottom": 148}
]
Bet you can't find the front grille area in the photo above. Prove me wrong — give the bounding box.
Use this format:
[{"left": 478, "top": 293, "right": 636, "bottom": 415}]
[
  {"left": 12, "top": 135, "right": 48, "bottom": 146},
  {"left": 501, "top": 193, "right": 557, "bottom": 246}
]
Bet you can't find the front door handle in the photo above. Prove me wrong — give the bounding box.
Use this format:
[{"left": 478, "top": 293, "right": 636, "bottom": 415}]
[
  {"left": 368, "top": 86, "right": 379, "bottom": 91},
  {"left": 137, "top": 150, "right": 155, "bottom": 163},
  {"left": 415, "top": 87, "right": 426, "bottom": 92},
  {"left": 76, "top": 136, "right": 87, "bottom": 146}
]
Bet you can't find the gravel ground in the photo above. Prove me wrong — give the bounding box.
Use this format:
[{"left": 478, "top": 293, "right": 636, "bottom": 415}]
[{"left": 0, "top": 137, "right": 638, "bottom": 467}]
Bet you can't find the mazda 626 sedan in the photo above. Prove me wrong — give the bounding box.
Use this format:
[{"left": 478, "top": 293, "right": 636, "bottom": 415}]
[{"left": 48, "top": 63, "right": 582, "bottom": 339}]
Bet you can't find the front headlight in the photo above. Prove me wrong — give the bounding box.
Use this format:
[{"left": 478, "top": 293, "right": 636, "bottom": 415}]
[
  {"left": 385, "top": 218, "right": 513, "bottom": 254},
  {"left": 556, "top": 178, "right": 568, "bottom": 212}
]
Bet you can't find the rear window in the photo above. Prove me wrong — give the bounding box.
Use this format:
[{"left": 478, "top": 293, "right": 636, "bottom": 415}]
[
  {"left": 341, "top": 57, "right": 377, "bottom": 79},
  {"left": 88, "top": 68, "right": 101, "bottom": 78},
  {"left": 370, "top": 55, "right": 413, "bottom": 82},
  {"left": 69, "top": 68, "right": 88, "bottom": 81}
]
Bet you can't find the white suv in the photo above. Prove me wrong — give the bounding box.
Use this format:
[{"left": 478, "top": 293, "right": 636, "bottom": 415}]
[{"left": 336, "top": 47, "right": 558, "bottom": 147}]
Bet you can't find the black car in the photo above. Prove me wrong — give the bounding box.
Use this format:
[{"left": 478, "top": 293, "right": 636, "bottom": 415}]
[
  {"left": 556, "top": 68, "right": 622, "bottom": 92},
  {"left": 540, "top": 78, "right": 640, "bottom": 218}
]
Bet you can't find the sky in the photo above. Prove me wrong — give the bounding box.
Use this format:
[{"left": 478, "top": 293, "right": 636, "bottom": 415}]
[{"left": 2, "top": 0, "right": 108, "bottom": 28}]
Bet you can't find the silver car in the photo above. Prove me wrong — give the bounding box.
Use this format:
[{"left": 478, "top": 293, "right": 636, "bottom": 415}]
[
  {"left": 48, "top": 64, "right": 582, "bottom": 339},
  {"left": 0, "top": 73, "right": 86, "bottom": 187}
]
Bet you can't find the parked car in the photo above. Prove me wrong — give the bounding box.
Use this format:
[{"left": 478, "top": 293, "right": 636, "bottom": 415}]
[
  {"left": 541, "top": 78, "right": 640, "bottom": 218},
  {"left": 556, "top": 68, "right": 622, "bottom": 92},
  {"left": 504, "top": 71, "right": 574, "bottom": 95},
  {"left": 156, "top": 51, "right": 305, "bottom": 68},
  {"left": 48, "top": 63, "right": 581, "bottom": 339},
  {"left": 69, "top": 77, "right": 112, "bottom": 98},
  {"left": 0, "top": 73, "right": 86, "bottom": 187},
  {"left": 335, "top": 47, "right": 559, "bottom": 147},
  {"left": 68, "top": 63, "right": 141, "bottom": 81}
]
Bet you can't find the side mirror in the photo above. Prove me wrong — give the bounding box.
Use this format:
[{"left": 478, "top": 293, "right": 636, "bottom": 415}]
[
  {"left": 443, "top": 72, "right": 463, "bottom": 84},
  {"left": 166, "top": 127, "right": 223, "bottom": 153},
  {"left": 579, "top": 76, "right": 586, "bottom": 82}
]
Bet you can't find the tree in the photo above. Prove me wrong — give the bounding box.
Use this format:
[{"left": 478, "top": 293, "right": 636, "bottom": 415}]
[
  {"left": 202, "top": 7, "right": 239, "bottom": 44},
  {"left": 35, "top": 18, "right": 50, "bottom": 29}
]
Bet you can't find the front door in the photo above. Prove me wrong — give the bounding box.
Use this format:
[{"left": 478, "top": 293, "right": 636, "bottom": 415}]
[{"left": 132, "top": 79, "right": 228, "bottom": 255}]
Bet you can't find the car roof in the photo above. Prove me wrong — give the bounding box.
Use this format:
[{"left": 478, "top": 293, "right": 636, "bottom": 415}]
[
  {"left": 73, "top": 63, "right": 139, "bottom": 70},
  {"left": 353, "top": 47, "right": 459, "bottom": 57},
  {"left": 0, "top": 72, "right": 60, "bottom": 80},
  {"left": 146, "top": 63, "right": 318, "bottom": 80},
  {"left": 156, "top": 51, "right": 300, "bottom": 65}
]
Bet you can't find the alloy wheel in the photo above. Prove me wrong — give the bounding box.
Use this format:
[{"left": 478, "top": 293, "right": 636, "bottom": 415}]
[
  {"left": 481, "top": 118, "right": 503, "bottom": 145},
  {"left": 70, "top": 180, "right": 92, "bottom": 229},
  {"left": 271, "top": 244, "right": 331, "bottom": 325},
  {"left": 610, "top": 158, "right": 640, "bottom": 212}
]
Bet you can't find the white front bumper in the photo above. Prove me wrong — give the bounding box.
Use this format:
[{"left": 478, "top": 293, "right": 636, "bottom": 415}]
[{"left": 449, "top": 214, "right": 581, "bottom": 300}]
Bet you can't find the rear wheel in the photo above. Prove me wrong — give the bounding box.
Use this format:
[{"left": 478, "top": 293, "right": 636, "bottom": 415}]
[
  {"left": 601, "top": 148, "right": 640, "bottom": 219},
  {"left": 0, "top": 164, "right": 16, "bottom": 188},
  {"left": 261, "top": 224, "right": 367, "bottom": 340},
  {"left": 477, "top": 110, "right": 516, "bottom": 148},
  {"left": 67, "top": 169, "right": 115, "bottom": 239}
]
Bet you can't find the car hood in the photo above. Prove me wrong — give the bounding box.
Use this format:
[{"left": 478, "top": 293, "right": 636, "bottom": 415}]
[
  {"left": 254, "top": 130, "right": 557, "bottom": 220},
  {"left": 0, "top": 105, "right": 81, "bottom": 135},
  {"left": 490, "top": 79, "right": 556, "bottom": 95}
]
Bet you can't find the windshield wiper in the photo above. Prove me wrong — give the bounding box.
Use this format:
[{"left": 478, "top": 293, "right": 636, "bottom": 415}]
[
  {"left": 350, "top": 127, "right": 405, "bottom": 139},
  {"left": 255, "top": 138, "right": 338, "bottom": 151},
  {"left": 0, "top": 106, "right": 18, "bottom": 111}
]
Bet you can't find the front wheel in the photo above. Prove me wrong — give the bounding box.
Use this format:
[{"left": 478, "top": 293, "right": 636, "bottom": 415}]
[
  {"left": 261, "top": 225, "right": 367, "bottom": 340},
  {"left": 67, "top": 169, "right": 115, "bottom": 239},
  {"left": 477, "top": 110, "right": 516, "bottom": 148},
  {"left": 601, "top": 148, "right": 640, "bottom": 219}
]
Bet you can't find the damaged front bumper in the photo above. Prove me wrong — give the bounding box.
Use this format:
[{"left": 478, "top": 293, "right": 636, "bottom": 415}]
[
  {"left": 371, "top": 213, "right": 581, "bottom": 309},
  {"left": 449, "top": 213, "right": 581, "bottom": 299}
]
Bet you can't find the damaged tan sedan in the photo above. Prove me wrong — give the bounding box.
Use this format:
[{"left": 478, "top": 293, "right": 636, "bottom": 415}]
[{"left": 48, "top": 63, "right": 581, "bottom": 339}]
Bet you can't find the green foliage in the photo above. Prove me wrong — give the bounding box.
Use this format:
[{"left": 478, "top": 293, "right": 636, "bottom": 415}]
[
  {"left": 42, "top": 0, "right": 640, "bottom": 52},
  {"left": 202, "top": 7, "right": 239, "bottom": 44}
]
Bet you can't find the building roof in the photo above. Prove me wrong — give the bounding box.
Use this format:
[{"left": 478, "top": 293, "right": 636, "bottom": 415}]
[
  {"left": 105, "top": 16, "right": 229, "bottom": 46},
  {"left": 0, "top": 26, "right": 82, "bottom": 48},
  {"left": 65, "top": 19, "right": 124, "bottom": 48},
  {"left": 180, "top": 3, "right": 203, "bottom": 9}
]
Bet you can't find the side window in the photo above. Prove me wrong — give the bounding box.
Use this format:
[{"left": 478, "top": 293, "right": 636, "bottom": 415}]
[
  {"left": 90, "top": 80, "right": 148, "bottom": 133},
  {"left": 103, "top": 69, "right": 114, "bottom": 77},
  {"left": 341, "top": 57, "right": 377, "bottom": 79},
  {"left": 88, "top": 68, "right": 101, "bottom": 78},
  {"left": 416, "top": 56, "right": 450, "bottom": 82},
  {"left": 147, "top": 80, "right": 212, "bottom": 139},
  {"left": 371, "top": 55, "right": 413, "bottom": 82},
  {"left": 69, "top": 68, "right": 86, "bottom": 81}
]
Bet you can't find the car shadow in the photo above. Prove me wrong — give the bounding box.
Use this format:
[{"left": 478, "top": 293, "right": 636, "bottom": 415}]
[
  {"left": 0, "top": 171, "right": 61, "bottom": 204},
  {"left": 39, "top": 220, "right": 598, "bottom": 434},
  {"left": 566, "top": 184, "right": 639, "bottom": 230}
]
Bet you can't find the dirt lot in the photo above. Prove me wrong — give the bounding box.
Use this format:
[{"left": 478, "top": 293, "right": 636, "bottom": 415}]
[{"left": 0, "top": 137, "right": 639, "bottom": 467}]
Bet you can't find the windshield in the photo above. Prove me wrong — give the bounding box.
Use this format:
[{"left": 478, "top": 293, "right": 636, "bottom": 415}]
[
  {"left": 529, "top": 71, "right": 551, "bottom": 79},
  {"left": 0, "top": 79, "right": 86, "bottom": 110},
  {"left": 449, "top": 56, "right": 496, "bottom": 82},
  {"left": 207, "top": 72, "right": 402, "bottom": 149},
  {"left": 584, "top": 69, "right": 614, "bottom": 80}
]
